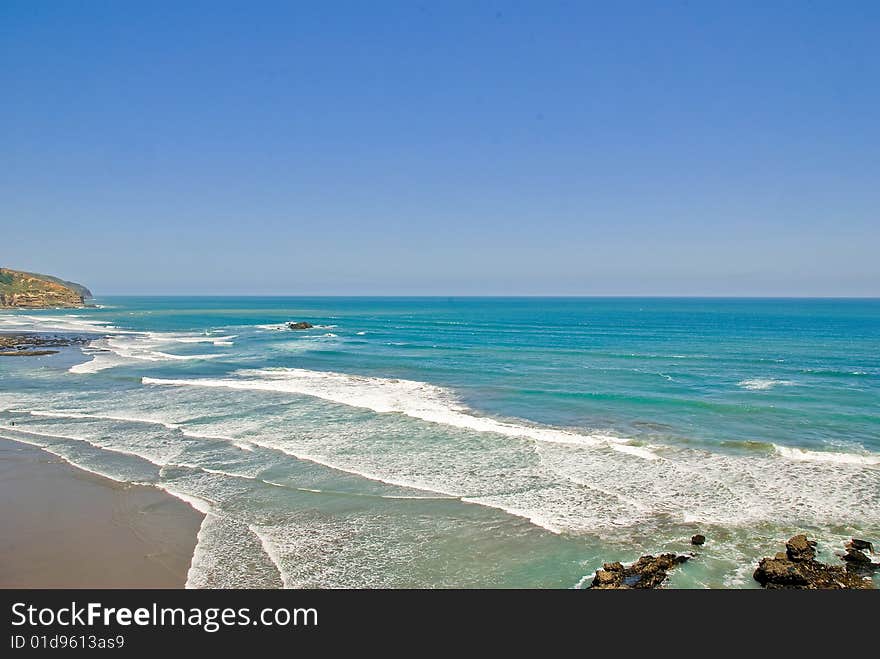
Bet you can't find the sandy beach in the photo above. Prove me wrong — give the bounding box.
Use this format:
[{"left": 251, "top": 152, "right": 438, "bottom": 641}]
[{"left": 0, "top": 438, "right": 203, "bottom": 588}]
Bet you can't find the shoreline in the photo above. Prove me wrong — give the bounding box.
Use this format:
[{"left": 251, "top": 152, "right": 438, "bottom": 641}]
[{"left": 0, "top": 438, "right": 203, "bottom": 588}]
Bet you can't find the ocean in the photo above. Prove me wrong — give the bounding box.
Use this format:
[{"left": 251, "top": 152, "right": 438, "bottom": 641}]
[{"left": 1, "top": 297, "right": 878, "bottom": 588}]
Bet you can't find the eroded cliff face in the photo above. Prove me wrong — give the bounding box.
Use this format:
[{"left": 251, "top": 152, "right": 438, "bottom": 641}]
[{"left": 0, "top": 268, "right": 87, "bottom": 308}]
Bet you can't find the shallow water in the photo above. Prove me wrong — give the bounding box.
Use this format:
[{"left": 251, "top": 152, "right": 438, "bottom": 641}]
[{"left": 1, "top": 297, "right": 877, "bottom": 588}]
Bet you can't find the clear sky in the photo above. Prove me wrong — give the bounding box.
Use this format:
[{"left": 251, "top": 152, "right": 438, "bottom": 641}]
[{"left": 2, "top": 2, "right": 878, "bottom": 296}]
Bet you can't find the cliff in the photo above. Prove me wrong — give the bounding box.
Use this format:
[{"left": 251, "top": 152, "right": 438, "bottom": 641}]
[{"left": 0, "top": 268, "right": 92, "bottom": 308}]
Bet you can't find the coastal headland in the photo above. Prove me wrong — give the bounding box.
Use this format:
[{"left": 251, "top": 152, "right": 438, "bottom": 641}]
[{"left": 0, "top": 268, "right": 92, "bottom": 309}]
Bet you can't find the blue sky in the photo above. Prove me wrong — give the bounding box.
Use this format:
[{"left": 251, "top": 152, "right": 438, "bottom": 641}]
[{"left": 2, "top": 2, "right": 878, "bottom": 295}]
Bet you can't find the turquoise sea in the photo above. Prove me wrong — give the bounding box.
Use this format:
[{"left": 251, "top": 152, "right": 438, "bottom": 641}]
[{"left": 1, "top": 297, "right": 878, "bottom": 588}]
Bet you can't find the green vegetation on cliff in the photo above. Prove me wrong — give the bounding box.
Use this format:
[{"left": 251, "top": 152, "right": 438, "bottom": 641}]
[
  {"left": 19, "top": 271, "right": 92, "bottom": 300},
  {"left": 0, "top": 268, "right": 92, "bottom": 308}
]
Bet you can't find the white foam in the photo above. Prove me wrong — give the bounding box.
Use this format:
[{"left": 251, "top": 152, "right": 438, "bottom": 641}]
[
  {"left": 572, "top": 571, "right": 597, "bottom": 589},
  {"left": 1, "top": 425, "right": 171, "bottom": 470},
  {"left": 179, "top": 429, "right": 255, "bottom": 451},
  {"left": 774, "top": 445, "right": 880, "bottom": 466},
  {"left": 69, "top": 332, "right": 226, "bottom": 374},
  {"left": 69, "top": 342, "right": 127, "bottom": 373},
  {"left": 155, "top": 485, "right": 213, "bottom": 515},
  {"left": 149, "top": 333, "right": 237, "bottom": 344},
  {"left": 0, "top": 313, "right": 123, "bottom": 334},
  {"left": 184, "top": 513, "right": 285, "bottom": 588},
  {"left": 185, "top": 514, "right": 213, "bottom": 589},
  {"left": 248, "top": 524, "right": 290, "bottom": 588},
  {"left": 142, "top": 368, "right": 651, "bottom": 455},
  {"left": 609, "top": 443, "right": 659, "bottom": 460},
  {"left": 26, "top": 410, "right": 180, "bottom": 430},
  {"left": 0, "top": 313, "right": 232, "bottom": 374},
  {"left": 737, "top": 379, "right": 794, "bottom": 390},
  {"left": 7, "top": 342, "right": 880, "bottom": 564}
]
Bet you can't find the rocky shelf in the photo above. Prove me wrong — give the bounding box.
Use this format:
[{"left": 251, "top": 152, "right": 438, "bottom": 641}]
[{"left": 0, "top": 332, "right": 91, "bottom": 357}]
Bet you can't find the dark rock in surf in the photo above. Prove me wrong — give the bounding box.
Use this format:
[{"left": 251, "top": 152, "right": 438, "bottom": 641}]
[
  {"left": 286, "top": 322, "right": 314, "bottom": 330},
  {"left": 691, "top": 534, "right": 706, "bottom": 546},
  {"left": 840, "top": 546, "right": 880, "bottom": 576},
  {"left": 753, "top": 557, "right": 811, "bottom": 587},
  {"left": 785, "top": 534, "right": 817, "bottom": 562},
  {"left": 0, "top": 333, "right": 89, "bottom": 357},
  {"left": 590, "top": 554, "right": 689, "bottom": 589},
  {"left": 0, "top": 350, "right": 58, "bottom": 357},
  {"left": 753, "top": 535, "right": 873, "bottom": 589},
  {"left": 847, "top": 539, "right": 874, "bottom": 554},
  {"left": 842, "top": 548, "right": 871, "bottom": 566}
]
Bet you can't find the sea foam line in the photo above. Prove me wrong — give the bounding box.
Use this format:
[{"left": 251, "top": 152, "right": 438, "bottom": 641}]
[
  {"left": 248, "top": 525, "right": 289, "bottom": 588},
  {"left": 0, "top": 426, "right": 169, "bottom": 470},
  {"left": 773, "top": 445, "right": 880, "bottom": 466},
  {"left": 141, "top": 368, "right": 658, "bottom": 459},
  {"left": 25, "top": 410, "right": 180, "bottom": 430},
  {"left": 153, "top": 484, "right": 214, "bottom": 515},
  {"left": 8, "top": 414, "right": 459, "bottom": 503},
  {"left": 737, "top": 378, "right": 795, "bottom": 391},
  {"left": 185, "top": 513, "right": 218, "bottom": 590}
]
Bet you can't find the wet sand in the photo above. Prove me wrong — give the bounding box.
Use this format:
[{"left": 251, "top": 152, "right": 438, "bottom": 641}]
[{"left": 0, "top": 439, "right": 203, "bottom": 588}]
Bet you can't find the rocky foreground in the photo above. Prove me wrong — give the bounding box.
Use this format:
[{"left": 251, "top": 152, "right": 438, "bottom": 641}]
[
  {"left": 753, "top": 534, "right": 877, "bottom": 589},
  {"left": 590, "top": 533, "right": 877, "bottom": 589}
]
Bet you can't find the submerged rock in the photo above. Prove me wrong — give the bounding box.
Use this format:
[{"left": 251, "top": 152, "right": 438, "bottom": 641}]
[
  {"left": 753, "top": 535, "right": 874, "bottom": 589},
  {"left": 286, "top": 321, "right": 314, "bottom": 330},
  {"left": 590, "top": 554, "right": 689, "bottom": 589},
  {"left": 847, "top": 539, "right": 875, "bottom": 554},
  {"left": 691, "top": 534, "right": 706, "bottom": 546}
]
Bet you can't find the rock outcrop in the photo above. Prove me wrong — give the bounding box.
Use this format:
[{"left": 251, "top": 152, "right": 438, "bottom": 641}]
[
  {"left": 0, "top": 268, "right": 90, "bottom": 308},
  {"left": 847, "top": 538, "right": 874, "bottom": 554},
  {"left": 286, "top": 321, "right": 314, "bottom": 330},
  {"left": 590, "top": 554, "right": 690, "bottom": 589},
  {"left": 753, "top": 535, "right": 875, "bottom": 589},
  {"left": 839, "top": 538, "right": 879, "bottom": 577},
  {"left": 785, "top": 534, "right": 816, "bottom": 561},
  {"left": 0, "top": 333, "right": 90, "bottom": 357},
  {"left": 691, "top": 534, "right": 706, "bottom": 546}
]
